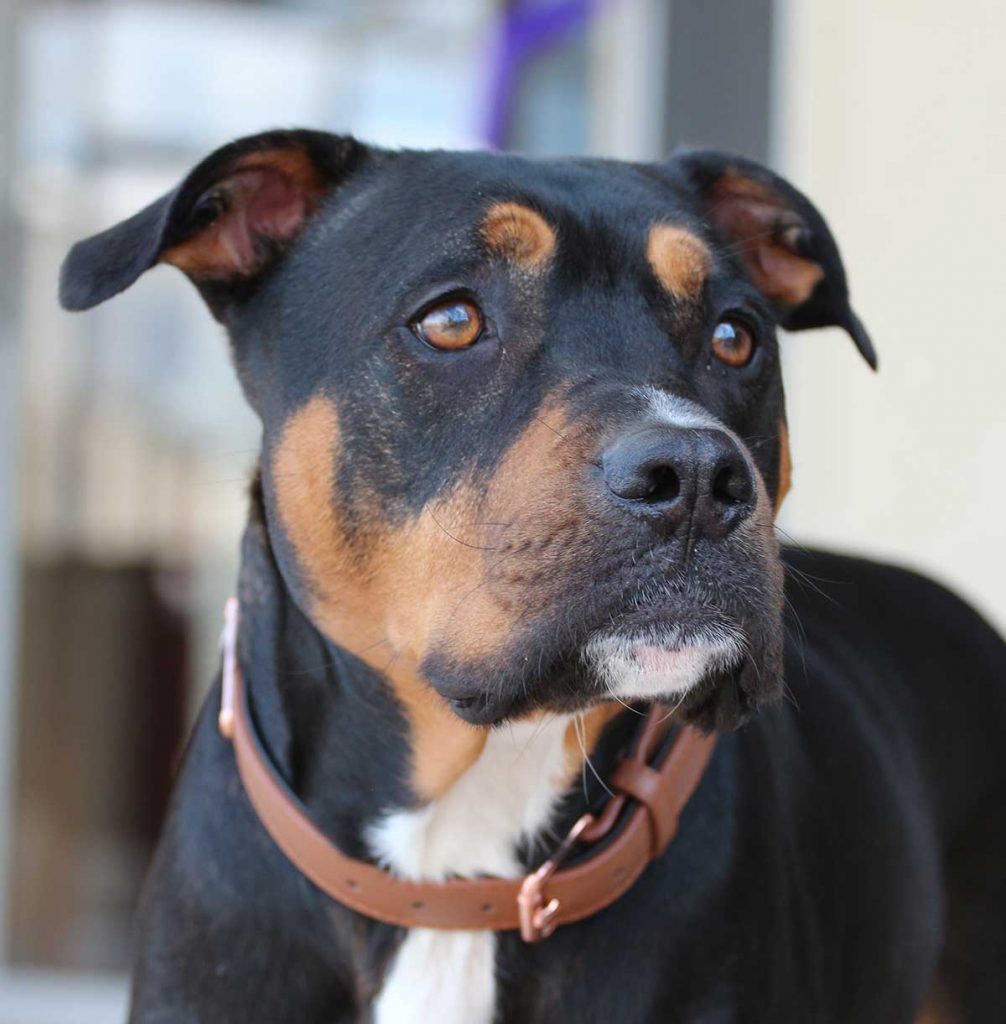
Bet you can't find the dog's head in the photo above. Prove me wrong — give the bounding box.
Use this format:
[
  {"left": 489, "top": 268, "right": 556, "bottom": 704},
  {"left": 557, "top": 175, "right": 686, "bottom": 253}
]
[{"left": 61, "top": 131, "right": 873, "bottom": 782}]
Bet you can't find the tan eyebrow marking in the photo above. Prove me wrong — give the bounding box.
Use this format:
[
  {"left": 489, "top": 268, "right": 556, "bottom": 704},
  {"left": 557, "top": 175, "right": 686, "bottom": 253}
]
[
  {"left": 481, "top": 202, "right": 556, "bottom": 269},
  {"left": 646, "top": 223, "right": 712, "bottom": 301}
]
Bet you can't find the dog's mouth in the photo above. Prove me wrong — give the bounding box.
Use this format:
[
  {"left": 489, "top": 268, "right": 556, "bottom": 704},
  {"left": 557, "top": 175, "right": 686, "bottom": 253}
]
[
  {"left": 583, "top": 620, "right": 746, "bottom": 703},
  {"left": 428, "top": 563, "right": 783, "bottom": 731}
]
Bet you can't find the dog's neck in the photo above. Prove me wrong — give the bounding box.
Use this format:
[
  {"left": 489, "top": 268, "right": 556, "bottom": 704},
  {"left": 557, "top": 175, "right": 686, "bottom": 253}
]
[
  {"left": 232, "top": 511, "right": 702, "bottom": 1024},
  {"left": 234, "top": 513, "right": 631, "bottom": 870}
]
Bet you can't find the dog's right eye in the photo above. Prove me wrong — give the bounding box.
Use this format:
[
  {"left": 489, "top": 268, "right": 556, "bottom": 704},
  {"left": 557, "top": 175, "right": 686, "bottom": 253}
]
[
  {"left": 412, "top": 299, "right": 484, "bottom": 350},
  {"left": 711, "top": 318, "right": 756, "bottom": 368}
]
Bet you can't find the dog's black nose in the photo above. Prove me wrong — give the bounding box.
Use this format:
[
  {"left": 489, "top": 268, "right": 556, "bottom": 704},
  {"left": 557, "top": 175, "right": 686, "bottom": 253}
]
[{"left": 602, "top": 426, "right": 755, "bottom": 537}]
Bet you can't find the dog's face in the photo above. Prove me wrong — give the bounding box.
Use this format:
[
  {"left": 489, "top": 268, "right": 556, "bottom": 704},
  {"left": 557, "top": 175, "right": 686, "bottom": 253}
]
[{"left": 61, "top": 131, "right": 873, "bottom": 770}]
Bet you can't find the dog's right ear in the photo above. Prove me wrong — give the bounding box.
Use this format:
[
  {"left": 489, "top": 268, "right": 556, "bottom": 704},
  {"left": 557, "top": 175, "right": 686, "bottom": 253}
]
[
  {"left": 59, "top": 129, "right": 368, "bottom": 318},
  {"left": 667, "top": 148, "right": 877, "bottom": 369}
]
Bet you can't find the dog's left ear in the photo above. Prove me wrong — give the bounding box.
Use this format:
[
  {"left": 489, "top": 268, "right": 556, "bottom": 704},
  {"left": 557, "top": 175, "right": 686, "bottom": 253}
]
[
  {"left": 59, "top": 129, "right": 368, "bottom": 319},
  {"left": 668, "top": 149, "right": 876, "bottom": 369}
]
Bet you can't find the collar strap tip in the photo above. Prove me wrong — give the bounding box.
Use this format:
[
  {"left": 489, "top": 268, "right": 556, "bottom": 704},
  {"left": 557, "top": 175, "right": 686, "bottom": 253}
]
[
  {"left": 218, "top": 596, "right": 240, "bottom": 741},
  {"left": 218, "top": 706, "right": 235, "bottom": 741}
]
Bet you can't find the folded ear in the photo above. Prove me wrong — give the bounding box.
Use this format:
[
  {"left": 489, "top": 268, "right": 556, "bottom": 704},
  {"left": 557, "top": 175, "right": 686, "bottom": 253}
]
[
  {"left": 59, "top": 129, "right": 367, "bottom": 318},
  {"left": 667, "top": 149, "right": 876, "bottom": 369}
]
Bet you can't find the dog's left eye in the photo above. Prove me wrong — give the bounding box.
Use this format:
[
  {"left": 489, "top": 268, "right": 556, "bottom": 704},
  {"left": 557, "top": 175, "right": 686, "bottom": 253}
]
[
  {"left": 412, "top": 300, "right": 484, "bottom": 350},
  {"left": 711, "top": 319, "right": 756, "bottom": 368}
]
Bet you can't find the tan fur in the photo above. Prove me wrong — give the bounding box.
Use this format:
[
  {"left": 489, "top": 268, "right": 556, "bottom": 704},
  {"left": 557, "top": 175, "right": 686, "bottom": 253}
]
[
  {"left": 481, "top": 202, "right": 556, "bottom": 270},
  {"left": 161, "top": 149, "right": 326, "bottom": 278},
  {"left": 646, "top": 224, "right": 712, "bottom": 302},
  {"left": 162, "top": 216, "right": 245, "bottom": 277},
  {"left": 270, "top": 393, "right": 613, "bottom": 800},
  {"left": 386, "top": 663, "right": 488, "bottom": 800},
  {"left": 270, "top": 396, "right": 485, "bottom": 800},
  {"left": 914, "top": 990, "right": 962, "bottom": 1024},
  {"left": 708, "top": 171, "right": 824, "bottom": 307}
]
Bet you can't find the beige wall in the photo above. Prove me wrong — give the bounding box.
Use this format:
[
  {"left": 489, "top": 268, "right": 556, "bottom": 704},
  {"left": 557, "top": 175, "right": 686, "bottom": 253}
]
[{"left": 774, "top": 0, "right": 1006, "bottom": 631}]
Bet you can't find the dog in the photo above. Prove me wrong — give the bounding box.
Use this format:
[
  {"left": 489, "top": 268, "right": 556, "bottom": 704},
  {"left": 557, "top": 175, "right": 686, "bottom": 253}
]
[{"left": 59, "top": 130, "right": 1006, "bottom": 1023}]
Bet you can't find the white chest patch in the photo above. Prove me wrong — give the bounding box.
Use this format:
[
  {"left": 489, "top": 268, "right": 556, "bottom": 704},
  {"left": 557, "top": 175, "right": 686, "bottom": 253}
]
[{"left": 367, "top": 715, "right": 574, "bottom": 1024}]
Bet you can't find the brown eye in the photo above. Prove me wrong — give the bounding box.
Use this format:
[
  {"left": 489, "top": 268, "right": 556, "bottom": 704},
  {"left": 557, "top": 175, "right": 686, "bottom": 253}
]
[
  {"left": 711, "top": 319, "right": 755, "bottom": 368},
  {"left": 413, "top": 300, "right": 483, "bottom": 350}
]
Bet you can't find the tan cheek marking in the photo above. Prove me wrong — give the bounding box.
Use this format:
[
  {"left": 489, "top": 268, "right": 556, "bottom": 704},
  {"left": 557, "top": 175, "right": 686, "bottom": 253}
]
[
  {"left": 271, "top": 396, "right": 486, "bottom": 802},
  {"left": 646, "top": 224, "right": 712, "bottom": 302},
  {"left": 271, "top": 395, "right": 352, "bottom": 588},
  {"left": 271, "top": 392, "right": 607, "bottom": 802},
  {"left": 388, "top": 666, "right": 488, "bottom": 800},
  {"left": 481, "top": 202, "right": 556, "bottom": 269},
  {"left": 352, "top": 397, "right": 592, "bottom": 797},
  {"left": 421, "top": 396, "right": 596, "bottom": 668},
  {"left": 775, "top": 419, "right": 792, "bottom": 515}
]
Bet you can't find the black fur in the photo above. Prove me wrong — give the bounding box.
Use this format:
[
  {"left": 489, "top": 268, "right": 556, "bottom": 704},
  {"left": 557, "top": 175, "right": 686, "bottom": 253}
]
[{"left": 59, "top": 131, "right": 1006, "bottom": 1022}]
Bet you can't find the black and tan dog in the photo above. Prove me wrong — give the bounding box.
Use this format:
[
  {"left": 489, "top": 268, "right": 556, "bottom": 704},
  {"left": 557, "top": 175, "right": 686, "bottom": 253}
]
[{"left": 60, "top": 131, "right": 1006, "bottom": 1023}]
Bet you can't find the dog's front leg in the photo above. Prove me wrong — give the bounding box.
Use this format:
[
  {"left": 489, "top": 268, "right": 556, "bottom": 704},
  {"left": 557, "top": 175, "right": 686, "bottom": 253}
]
[{"left": 127, "top": 701, "right": 362, "bottom": 1024}]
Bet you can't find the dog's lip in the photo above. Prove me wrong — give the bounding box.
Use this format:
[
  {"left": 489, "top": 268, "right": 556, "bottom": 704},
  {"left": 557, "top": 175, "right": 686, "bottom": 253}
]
[
  {"left": 624, "top": 639, "right": 738, "bottom": 683},
  {"left": 582, "top": 620, "right": 747, "bottom": 696},
  {"left": 446, "top": 691, "right": 520, "bottom": 726},
  {"left": 632, "top": 643, "right": 703, "bottom": 669},
  {"left": 588, "top": 629, "right": 746, "bottom": 662},
  {"left": 586, "top": 599, "right": 742, "bottom": 641}
]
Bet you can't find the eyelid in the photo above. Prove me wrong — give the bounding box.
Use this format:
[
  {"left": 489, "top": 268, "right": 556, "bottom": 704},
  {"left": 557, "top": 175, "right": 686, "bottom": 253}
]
[
  {"left": 718, "top": 308, "right": 760, "bottom": 332},
  {"left": 403, "top": 284, "right": 478, "bottom": 325}
]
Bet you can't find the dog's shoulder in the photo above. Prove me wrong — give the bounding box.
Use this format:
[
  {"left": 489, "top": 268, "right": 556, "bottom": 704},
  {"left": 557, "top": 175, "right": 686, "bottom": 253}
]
[
  {"left": 780, "top": 545, "right": 1006, "bottom": 834},
  {"left": 782, "top": 546, "right": 1003, "bottom": 662}
]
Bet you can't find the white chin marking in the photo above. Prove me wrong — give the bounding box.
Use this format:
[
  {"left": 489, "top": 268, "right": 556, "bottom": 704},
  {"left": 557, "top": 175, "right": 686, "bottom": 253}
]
[{"left": 585, "top": 626, "right": 745, "bottom": 701}]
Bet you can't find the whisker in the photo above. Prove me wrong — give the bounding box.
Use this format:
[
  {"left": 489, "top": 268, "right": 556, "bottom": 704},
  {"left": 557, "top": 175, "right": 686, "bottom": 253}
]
[
  {"left": 607, "top": 691, "right": 647, "bottom": 716},
  {"left": 575, "top": 713, "right": 614, "bottom": 798},
  {"left": 427, "top": 509, "right": 501, "bottom": 551},
  {"left": 532, "top": 414, "right": 569, "bottom": 443}
]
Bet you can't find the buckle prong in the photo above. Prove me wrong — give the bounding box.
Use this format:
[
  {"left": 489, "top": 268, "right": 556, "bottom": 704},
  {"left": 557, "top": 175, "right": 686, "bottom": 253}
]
[{"left": 517, "top": 812, "right": 593, "bottom": 942}]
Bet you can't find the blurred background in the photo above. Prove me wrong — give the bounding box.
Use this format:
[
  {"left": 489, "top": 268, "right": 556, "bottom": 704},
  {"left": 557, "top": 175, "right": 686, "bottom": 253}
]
[{"left": 0, "top": 0, "right": 1002, "bottom": 1019}]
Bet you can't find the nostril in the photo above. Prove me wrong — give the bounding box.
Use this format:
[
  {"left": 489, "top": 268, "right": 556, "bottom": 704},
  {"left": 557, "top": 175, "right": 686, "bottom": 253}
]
[
  {"left": 712, "top": 462, "right": 753, "bottom": 506},
  {"left": 603, "top": 445, "right": 684, "bottom": 505},
  {"left": 644, "top": 463, "right": 680, "bottom": 504},
  {"left": 600, "top": 428, "right": 692, "bottom": 511}
]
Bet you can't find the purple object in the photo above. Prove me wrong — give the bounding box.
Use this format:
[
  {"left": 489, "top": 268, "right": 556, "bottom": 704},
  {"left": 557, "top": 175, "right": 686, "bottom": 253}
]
[{"left": 484, "top": 0, "right": 601, "bottom": 150}]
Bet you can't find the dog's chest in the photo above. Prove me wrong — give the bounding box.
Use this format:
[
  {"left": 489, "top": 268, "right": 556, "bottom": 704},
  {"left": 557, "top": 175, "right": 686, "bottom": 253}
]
[{"left": 366, "top": 716, "right": 575, "bottom": 1024}]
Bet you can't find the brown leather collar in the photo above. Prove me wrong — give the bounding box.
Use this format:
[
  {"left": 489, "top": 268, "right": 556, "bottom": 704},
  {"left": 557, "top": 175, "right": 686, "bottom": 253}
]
[{"left": 218, "top": 598, "right": 717, "bottom": 943}]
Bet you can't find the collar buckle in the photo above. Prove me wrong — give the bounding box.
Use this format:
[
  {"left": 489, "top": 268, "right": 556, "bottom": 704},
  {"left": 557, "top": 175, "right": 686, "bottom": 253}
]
[{"left": 517, "top": 812, "right": 594, "bottom": 942}]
